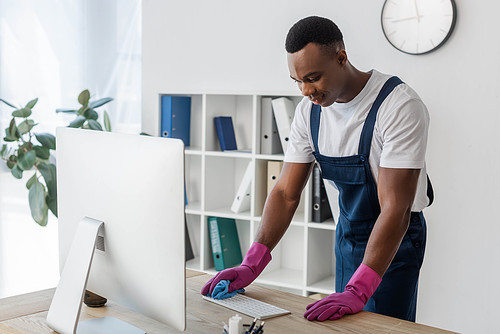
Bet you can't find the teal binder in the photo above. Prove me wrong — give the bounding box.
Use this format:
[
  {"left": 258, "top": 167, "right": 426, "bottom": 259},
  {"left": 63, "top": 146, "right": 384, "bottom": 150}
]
[{"left": 208, "top": 217, "right": 243, "bottom": 271}]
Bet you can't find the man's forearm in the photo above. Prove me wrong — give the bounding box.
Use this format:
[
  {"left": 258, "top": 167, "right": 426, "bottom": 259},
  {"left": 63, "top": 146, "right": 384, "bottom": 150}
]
[
  {"left": 362, "top": 208, "right": 412, "bottom": 277},
  {"left": 255, "top": 186, "right": 301, "bottom": 251},
  {"left": 364, "top": 167, "right": 420, "bottom": 277}
]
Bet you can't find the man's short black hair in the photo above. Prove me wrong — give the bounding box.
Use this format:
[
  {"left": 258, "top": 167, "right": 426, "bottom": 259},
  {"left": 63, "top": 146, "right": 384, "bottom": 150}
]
[{"left": 285, "top": 16, "right": 344, "bottom": 54}]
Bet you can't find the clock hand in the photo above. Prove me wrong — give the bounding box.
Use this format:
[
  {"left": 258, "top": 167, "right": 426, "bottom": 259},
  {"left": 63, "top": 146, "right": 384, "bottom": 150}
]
[
  {"left": 413, "top": 0, "right": 421, "bottom": 23},
  {"left": 390, "top": 16, "right": 420, "bottom": 23}
]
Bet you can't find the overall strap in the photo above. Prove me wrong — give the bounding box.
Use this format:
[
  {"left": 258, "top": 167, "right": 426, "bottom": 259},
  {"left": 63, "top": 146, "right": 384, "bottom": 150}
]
[
  {"left": 310, "top": 103, "right": 321, "bottom": 154},
  {"left": 358, "top": 76, "right": 404, "bottom": 157}
]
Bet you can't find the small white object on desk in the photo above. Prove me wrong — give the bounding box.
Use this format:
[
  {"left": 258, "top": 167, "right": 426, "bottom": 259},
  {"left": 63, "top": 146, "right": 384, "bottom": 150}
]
[{"left": 228, "top": 314, "right": 242, "bottom": 334}]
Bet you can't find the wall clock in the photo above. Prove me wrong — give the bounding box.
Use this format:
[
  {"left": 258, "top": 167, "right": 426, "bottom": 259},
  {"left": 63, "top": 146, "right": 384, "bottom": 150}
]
[{"left": 381, "top": 0, "right": 457, "bottom": 55}]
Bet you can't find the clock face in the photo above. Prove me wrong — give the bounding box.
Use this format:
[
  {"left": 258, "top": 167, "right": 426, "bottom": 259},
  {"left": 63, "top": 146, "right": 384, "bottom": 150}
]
[{"left": 381, "top": 0, "right": 457, "bottom": 55}]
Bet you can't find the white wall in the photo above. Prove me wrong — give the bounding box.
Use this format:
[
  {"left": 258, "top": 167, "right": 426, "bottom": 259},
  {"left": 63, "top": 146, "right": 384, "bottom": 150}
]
[{"left": 142, "top": 1, "right": 500, "bottom": 333}]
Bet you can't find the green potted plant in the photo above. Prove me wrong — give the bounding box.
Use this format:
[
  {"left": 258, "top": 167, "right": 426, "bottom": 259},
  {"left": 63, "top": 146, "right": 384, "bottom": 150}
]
[{"left": 0, "top": 89, "right": 113, "bottom": 226}]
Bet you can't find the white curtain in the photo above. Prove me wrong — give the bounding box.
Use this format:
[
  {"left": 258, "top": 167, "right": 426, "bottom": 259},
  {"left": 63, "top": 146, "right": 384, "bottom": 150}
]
[{"left": 0, "top": 0, "right": 142, "bottom": 297}]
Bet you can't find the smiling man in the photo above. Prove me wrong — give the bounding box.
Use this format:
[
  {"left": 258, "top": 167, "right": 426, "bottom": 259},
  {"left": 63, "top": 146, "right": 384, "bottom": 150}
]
[{"left": 202, "top": 16, "right": 432, "bottom": 323}]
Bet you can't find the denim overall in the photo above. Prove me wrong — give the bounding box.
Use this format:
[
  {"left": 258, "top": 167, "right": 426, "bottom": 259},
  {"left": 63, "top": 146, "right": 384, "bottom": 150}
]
[{"left": 310, "top": 77, "right": 427, "bottom": 322}]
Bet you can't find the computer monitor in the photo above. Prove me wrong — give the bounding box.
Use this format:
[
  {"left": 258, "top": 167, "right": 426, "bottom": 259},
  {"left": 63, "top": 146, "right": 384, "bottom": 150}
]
[{"left": 47, "top": 127, "right": 186, "bottom": 333}]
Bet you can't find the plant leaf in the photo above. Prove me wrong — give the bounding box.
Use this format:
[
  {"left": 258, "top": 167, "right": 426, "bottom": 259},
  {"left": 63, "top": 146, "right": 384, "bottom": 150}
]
[
  {"left": 46, "top": 196, "right": 57, "bottom": 217},
  {"left": 7, "top": 155, "right": 17, "bottom": 169},
  {"left": 6, "top": 118, "right": 19, "bottom": 140},
  {"left": 29, "top": 180, "right": 48, "bottom": 226},
  {"left": 56, "top": 108, "right": 77, "bottom": 114},
  {"left": 89, "top": 97, "right": 113, "bottom": 109},
  {"left": 12, "top": 107, "right": 32, "bottom": 117},
  {"left": 84, "top": 108, "right": 98, "bottom": 120},
  {"left": 25, "top": 98, "right": 38, "bottom": 109},
  {"left": 18, "top": 119, "right": 36, "bottom": 135},
  {"left": 35, "top": 133, "right": 56, "bottom": 150},
  {"left": 34, "top": 145, "right": 50, "bottom": 159},
  {"left": 0, "top": 144, "right": 6, "bottom": 156},
  {"left": 38, "top": 161, "right": 58, "bottom": 217},
  {"left": 0, "top": 98, "right": 16, "bottom": 108},
  {"left": 69, "top": 115, "right": 86, "bottom": 128},
  {"left": 38, "top": 162, "right": 57, "bottom": 199},
  {"left": 11, "top": 165, "right": 23, "bottom": 178},
  {"left": 78, "top": 89, "right": 90, "bottom": 106},
  {"left": 26, "top": 172, "right": 38, "bottom": 189},
  {"left": 103, "top": 110, "right": 111, "bottom": 131},
  {"left": 77, "top": 106, "right": 88, "bottom": 116},
  {"left": 18, "top": 150, "right": 36, "bottom": 170},
  {"left": 87, "top": 120, "right": 103, "bottom": 131}
]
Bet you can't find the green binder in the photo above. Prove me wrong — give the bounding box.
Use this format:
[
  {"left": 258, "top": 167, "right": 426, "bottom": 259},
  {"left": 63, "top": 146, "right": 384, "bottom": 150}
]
[{"left": 208, "top": 217, "right": 243, "bottom": 271}]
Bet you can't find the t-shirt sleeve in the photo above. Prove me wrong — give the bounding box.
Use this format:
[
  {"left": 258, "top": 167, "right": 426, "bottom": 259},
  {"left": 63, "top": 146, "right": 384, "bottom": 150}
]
[
  {"left": 284, "top": 99, "right": 315, "bottom": 163},
  {"left": 378, "top": 97, "right": 430, "bottom": 169}
]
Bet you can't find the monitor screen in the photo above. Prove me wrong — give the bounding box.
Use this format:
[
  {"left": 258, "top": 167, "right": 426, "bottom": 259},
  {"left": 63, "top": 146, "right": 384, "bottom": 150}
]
[{"left": 49, "top": 127, "right": 185, "bottom": 332}]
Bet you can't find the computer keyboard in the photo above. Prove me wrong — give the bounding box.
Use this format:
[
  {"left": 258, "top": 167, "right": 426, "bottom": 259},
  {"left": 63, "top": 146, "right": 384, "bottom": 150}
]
[{"left": 202, "top": 293, "right": 291, "bottom": 320}]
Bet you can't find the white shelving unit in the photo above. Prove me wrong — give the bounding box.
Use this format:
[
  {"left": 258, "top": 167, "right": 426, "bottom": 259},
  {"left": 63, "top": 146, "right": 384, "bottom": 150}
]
[{"left": 171, "top": 93, "right": 337, "bottom": 297}]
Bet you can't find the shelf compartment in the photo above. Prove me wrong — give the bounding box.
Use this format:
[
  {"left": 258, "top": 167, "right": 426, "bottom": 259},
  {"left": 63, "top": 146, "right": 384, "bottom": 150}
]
[
  {"left": 253, "top": 158, "right": 306, "bottom": 220},
  {"left": 306, "top": 228, "right": 335, "bottom": 289},
  {"left": 306, "top": 276, "right": 335, "bottom": 294},
  {"left": 259, "top": 225, "right": 306, "bottom": 288},
  {"left": 204, "top": 155, "right": 252, "bottom": 213},
  {"left": 185, "top": 214, "right": 202, "bottom": 270},
  {"left": 185, "top": 154, "right": 202, "bottom": 209},
  {"left": 205, "top": 94, "right": 254, "bottom": 152},
  {"left": 254, "top": 95, "right": 304, "bottom": 156},
  {"left": 256, "top": 268, "right": 304, "bottom": 290},
  {"left": 201, "top": 217, "right": 250, "bottom": 271}
]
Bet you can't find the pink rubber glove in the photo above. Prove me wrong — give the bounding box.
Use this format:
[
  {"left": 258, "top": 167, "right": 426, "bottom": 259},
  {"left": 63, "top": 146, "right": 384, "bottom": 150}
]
[
  {"left": 201, "top": 242, "right": 272, "bottom": 296},
  {"left": 304, "top": 263, "right": 381, "bottom": 321}
]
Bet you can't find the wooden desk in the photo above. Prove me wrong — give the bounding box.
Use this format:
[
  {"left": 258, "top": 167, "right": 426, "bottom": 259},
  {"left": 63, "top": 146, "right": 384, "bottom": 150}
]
[{"left": 0, "top": 270, "right": 456, "bottom": 334}]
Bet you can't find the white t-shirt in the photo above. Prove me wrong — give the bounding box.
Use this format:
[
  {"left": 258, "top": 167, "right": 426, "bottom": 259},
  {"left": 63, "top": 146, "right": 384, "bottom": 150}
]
[{"left": 284, "top": 70, "right": 430, "bottom": 211}]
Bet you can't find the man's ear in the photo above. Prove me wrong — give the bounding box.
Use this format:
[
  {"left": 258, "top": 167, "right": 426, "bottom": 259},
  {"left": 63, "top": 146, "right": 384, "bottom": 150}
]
[{"left": 337, "top": 49, "right": 347, "bottom": 66}]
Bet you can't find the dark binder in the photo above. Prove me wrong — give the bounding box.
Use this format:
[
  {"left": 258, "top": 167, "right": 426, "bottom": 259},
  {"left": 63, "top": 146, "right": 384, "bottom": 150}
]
[
  {"left": 161, "top": 95, "right": 191, "bottom": 146},
  {"left": 214, "top": 116, "right": 237, "bottom": 151},
  {"left": 312, "top": 164, "right": 332, "bottom": 223},
  {"left": 207, "top": 216, "right": 242, "bottom": 271},
  {"left": 185, "top": 215, "right": 194, "bottom": 261}
]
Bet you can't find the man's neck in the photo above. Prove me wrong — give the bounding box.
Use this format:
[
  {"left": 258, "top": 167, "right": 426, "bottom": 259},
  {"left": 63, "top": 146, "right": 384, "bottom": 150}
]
[{"left": 337, "top": 65, "right": 371, "bottom": 103}]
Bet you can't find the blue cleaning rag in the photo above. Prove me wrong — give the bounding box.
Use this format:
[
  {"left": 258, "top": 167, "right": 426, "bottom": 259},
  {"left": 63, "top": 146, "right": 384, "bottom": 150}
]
[{"left": 209, "top": 280, "right": 245, "bottom": 299}]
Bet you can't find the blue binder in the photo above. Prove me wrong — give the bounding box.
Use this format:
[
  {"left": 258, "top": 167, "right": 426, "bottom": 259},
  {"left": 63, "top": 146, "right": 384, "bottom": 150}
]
[
  {"left": 214, "top": 116, "right": 237, "bottom": 151},
  {"left": 161, "top": 96, "right": 191, "bottom": 146}
]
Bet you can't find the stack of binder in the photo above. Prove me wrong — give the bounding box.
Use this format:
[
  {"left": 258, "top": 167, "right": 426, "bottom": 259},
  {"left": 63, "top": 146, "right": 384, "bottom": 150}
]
[
  {"left": 208, "top": 217, "right": 243, "bottom": 271},
  {"left": 312, "top": 164, "right": 332, "bottom": 223}
]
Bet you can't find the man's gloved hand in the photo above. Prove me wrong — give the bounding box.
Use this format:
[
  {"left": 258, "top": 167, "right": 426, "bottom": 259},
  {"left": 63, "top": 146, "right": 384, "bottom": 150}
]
[
  {"left": 304, "top": 263, "right": 381, "bottom": 321},
  {"left": 201, "top": 242, "right": 272, "bottom": 296}
]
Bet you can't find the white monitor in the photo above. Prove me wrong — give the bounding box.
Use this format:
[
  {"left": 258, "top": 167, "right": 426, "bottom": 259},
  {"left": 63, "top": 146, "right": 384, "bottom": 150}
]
[{"left": 47, "top": 127, "right": 186, "bottom": 333}]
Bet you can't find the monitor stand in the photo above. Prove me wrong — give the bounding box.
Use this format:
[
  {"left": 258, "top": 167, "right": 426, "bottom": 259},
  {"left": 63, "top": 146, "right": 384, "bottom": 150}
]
[{"left": 46, "top": 217, "right": 145, "bottom": 334}]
